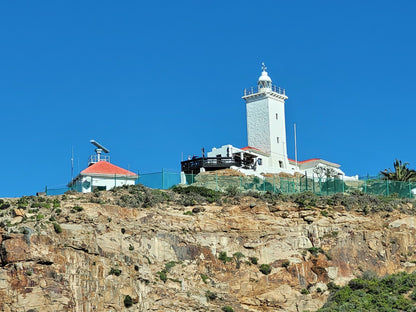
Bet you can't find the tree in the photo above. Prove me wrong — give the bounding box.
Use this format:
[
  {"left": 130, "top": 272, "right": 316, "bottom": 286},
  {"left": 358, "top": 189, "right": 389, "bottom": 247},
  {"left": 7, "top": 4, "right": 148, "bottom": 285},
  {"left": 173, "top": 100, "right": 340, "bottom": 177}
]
[
  {"left": 380, "top": 159, "right": 416, "bottom": 181},
  {"left": 313, "top": 165, "right": 337, "bottom": 180}
]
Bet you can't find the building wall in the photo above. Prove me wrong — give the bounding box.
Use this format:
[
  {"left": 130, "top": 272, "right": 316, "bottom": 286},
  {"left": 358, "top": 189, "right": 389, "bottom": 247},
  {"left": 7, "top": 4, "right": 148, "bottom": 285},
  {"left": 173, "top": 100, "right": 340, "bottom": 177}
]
[
  {"left": 246, "top": 96, "right": 271, "bottom": 154},
  {"left": 246, "top": 94, "right": 288, "bottom": 169},
  {"left": 78, "top": 175, "right": 136, "bottom": 193},
  {"left": 267, "top": 96, "right": 289, "bottom": 168}
]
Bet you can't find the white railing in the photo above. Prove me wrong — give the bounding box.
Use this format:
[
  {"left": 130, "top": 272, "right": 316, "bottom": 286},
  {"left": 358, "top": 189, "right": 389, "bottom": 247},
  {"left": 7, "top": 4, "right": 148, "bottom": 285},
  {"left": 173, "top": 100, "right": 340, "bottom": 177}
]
[
  {"left": 88, "top": 154, "right": 110, "bottom": 164},
  {"left": 243, "top": 85, "right": 286, "bottom": 96}
]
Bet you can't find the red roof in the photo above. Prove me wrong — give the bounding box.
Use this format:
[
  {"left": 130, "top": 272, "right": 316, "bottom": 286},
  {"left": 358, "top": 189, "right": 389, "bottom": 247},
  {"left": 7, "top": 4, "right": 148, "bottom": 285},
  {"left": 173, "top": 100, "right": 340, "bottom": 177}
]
[
  {"left": 288, "top": 158, "right": 321, "bottom": 164},
  {"left": 241, "top": 146, "right": 262, "bottom": 152},
  {"left": 81, "top": 161, "right": 137, "bottom": 176}
]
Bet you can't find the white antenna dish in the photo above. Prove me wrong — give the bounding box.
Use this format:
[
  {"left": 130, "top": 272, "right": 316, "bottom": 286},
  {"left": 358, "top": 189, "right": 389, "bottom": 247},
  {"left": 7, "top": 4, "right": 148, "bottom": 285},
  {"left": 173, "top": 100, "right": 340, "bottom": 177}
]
[{"left": 89, "top": 140, "right": 110, "bottom": 165}]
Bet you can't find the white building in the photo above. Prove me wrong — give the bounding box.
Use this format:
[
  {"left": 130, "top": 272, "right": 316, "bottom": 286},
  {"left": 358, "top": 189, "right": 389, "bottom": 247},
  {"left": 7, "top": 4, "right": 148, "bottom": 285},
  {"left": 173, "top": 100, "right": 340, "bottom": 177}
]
[
  {"left": 182, "top": 64, "right": 357, "bottom": 180},
  {"left": 68, "top": 143, "right": 138, "bottom": 193}
]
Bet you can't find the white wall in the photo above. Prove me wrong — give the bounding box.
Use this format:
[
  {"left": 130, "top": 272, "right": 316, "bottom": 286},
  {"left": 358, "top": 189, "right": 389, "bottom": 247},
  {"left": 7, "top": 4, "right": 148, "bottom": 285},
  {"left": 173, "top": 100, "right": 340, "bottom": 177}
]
[{"left": 78, "top": 175, "right": 136, "bottom": 193}]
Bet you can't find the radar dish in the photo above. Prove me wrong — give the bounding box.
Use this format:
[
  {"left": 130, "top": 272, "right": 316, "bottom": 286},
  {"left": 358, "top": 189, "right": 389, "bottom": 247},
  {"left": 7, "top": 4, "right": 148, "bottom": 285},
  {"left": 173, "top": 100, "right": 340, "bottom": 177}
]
[{"left": 90, "top": 140, "right": 110, "bottom": 153}]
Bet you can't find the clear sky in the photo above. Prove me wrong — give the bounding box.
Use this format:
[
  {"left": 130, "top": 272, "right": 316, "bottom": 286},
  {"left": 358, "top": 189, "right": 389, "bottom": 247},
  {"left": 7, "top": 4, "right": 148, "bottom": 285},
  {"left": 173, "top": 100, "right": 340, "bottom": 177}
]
[{"left": 1, "top": 1, "right": 415, "bottom": 197}]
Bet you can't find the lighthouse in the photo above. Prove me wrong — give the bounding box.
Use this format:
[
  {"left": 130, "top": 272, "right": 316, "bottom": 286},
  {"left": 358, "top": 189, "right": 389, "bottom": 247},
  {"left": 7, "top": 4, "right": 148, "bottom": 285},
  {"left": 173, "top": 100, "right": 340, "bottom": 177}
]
[{"left": 242, "top": 63, "right": 289, "bottom": 169}]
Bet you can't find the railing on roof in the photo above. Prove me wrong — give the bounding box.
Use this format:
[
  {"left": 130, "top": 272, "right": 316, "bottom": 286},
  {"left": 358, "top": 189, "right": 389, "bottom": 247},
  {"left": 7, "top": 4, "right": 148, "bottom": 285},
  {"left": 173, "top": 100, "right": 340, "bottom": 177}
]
[
  {"left": 243, "top": 85, "right": 286, "bottom": 96},
  {"left": 88, "top": 155, "right": 110, "bottom": 165}
]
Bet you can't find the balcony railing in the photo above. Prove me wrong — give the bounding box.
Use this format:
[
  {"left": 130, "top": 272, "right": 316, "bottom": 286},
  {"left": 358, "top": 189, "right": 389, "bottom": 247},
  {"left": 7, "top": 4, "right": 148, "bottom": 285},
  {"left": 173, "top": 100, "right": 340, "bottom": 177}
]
[
  {"left": 181, "top": 157, "right": 254, "bottom": 173},
  {"left": 243, "top": 85, "right": 286, "bottom": 96},
  {"left": 88, "top": 154, "right": 110, "bottom": 165}
]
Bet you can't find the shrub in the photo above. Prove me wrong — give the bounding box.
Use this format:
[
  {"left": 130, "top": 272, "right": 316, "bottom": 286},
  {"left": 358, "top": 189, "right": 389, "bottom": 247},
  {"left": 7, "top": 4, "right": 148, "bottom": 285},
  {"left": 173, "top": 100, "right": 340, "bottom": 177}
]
[
  {"left": 129, "top": 244, "right": 134, "bottom": 251},
  {"left": 205, "top": 290, "right": 217, "bottom": 301},
  {"left": 259, "top": 264, "right": 272, "bottom": 275},
  {"left": 124, "top": 295, "right": 133, "bottom": 308},
  {"left": 249, "top": 257, "right": 258, "bottom": 265},
  {"left": 36, "top": 214, "right": 44, "bottom": 221},
  {"left": 281, "top": 260, "right": 290, "bottom": 268},
  {"left": 109, "top": 268, "right": 122, "bottom": 276},
  {"left": 308, "top": 247, "right": 323, "bottom": 256},
  {"left": 201, "top": 274, "right": 208, "bottom": 283},
  {"left": 301, "top": 288, "right": 309, "bottom": 295},
  {"left": 183, "top": 211, "right": 193, "bottom": 215},
  {"left": 172, "top": 185, "right": 222, "bottom": 203},
  {"left": 218, "top": 252, "right": 233, "bottom": 264},
  {"left": 55, "top": 208, "right": 62, "bottom": 215},
  {"left": 73, "top": 205, "right": 83, "bottom": 212},
  {"left": 0, "top": 200, "right": 11, "bottom": 210},
  {"left": 53, "top": 223, "right": 62, "bottom": 234},
  {"left": 165, "top": 261, "right": 176, "bottom": 272},
  {"left": 221, "top": 306, "right": 234, "bottom": 312},
  {"left": 157, "top": 270, "right": 167, "bottom": 282}
]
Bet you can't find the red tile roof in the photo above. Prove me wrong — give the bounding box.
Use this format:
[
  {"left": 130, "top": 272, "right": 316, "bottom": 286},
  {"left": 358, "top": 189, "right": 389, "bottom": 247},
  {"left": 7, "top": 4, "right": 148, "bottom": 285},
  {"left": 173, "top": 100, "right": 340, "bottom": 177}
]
[
  {"left": 288, "top": 158, "right": 321, "bottom": 164},
  {"left": 241, "top": 146, "right": 262, "bottom": 152},
  {"left": 81, "top": 161, "right": 137, "bottom": 176}
]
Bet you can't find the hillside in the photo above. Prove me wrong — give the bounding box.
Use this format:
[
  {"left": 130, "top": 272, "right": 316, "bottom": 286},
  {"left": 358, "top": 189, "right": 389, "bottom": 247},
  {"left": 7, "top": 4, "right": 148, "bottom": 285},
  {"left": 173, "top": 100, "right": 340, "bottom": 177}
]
[{"left": 1, "top": 186, "right": 416, "bottom": 311}]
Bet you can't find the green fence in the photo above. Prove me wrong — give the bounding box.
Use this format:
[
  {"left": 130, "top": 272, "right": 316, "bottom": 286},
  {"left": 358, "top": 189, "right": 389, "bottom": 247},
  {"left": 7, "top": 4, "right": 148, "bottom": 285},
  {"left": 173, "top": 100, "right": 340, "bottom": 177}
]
[
  {"left": 183, "top": 173, "right": 416, "bottom": 198},
  {"left": 44, "top": 171, "right": 416, "bottom": 198}
]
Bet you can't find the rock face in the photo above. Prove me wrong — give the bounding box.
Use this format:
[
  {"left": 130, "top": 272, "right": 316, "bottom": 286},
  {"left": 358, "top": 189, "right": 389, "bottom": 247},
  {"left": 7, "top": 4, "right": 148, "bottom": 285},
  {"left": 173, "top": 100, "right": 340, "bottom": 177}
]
[{"left": 0, "top": 192, "right": 416, "bottom": 311}]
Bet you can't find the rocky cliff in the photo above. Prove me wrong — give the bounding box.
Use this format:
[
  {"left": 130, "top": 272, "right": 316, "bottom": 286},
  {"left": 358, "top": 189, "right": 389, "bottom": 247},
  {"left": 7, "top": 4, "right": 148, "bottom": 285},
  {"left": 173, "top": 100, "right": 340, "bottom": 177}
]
[{"left": 1, "top": 186, "right": 416, "bottom": 312}]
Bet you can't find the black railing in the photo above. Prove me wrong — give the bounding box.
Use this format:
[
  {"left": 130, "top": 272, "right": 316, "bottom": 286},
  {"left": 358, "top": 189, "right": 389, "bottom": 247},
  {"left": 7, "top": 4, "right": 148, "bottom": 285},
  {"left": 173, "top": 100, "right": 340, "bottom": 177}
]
[{"left": 181, "top": 157, "right": 254, "bottom": 173}]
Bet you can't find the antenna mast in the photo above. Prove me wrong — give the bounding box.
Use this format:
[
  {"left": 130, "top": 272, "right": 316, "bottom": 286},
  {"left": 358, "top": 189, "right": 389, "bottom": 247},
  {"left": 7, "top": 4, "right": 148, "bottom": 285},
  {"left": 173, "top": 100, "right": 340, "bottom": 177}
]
[
  {"left": 71, "top": 146, "right": 74, "bottom": 182},
  {"left": 294, "top": 123, "right": 298, "bottom": 167}
]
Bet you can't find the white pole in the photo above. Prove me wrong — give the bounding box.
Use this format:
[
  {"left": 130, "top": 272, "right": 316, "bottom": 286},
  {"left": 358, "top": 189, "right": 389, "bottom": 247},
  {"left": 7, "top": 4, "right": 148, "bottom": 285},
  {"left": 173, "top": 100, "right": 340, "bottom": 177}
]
[{"left": 294, "top": 123, "right": 298, "bottom": 167}]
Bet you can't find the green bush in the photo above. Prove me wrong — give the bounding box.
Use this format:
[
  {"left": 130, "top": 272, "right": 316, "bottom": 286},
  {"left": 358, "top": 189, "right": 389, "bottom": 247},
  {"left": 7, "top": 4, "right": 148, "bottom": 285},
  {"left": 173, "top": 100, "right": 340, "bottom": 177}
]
[
  {"left": 221, "top": 306, "right": 234, "bottom": 312},
  {"left": 109, "top": 268, "right": 122, "bottom": 276},
  {"left": 172, "top": 185, "right": 222, "bottom": 203},
  {"left": 308, "top": 247, "right": 323, "bottom": 256},
  {"left": 259, "top": 264, "right": 272, "bottom": 275},
  {"left": 165, "top": 261, "right": 176, "bottom": 272},
  {"left": 205, "top": 290, "right": 217, "bottom": 301},
  {"left": 301, "top": 288, "right": 309, "bottom": 295},
  {"left": 201, "top": 274, "right": 208, "bottom": 283},
  {"left": 218, "top": 252, "right": 233, "bottom": 264},
  {"left": 318, "top": 272, "right": 416, "bottom": 311},
  {"left": 124, "top": 295, "right": 133, "bottom": 308},
  {"left": 73, "top": 205, "right": 83, "bottom": 212},
  {"left": 281, "top": 260, "right": 290, "bottom": 268},
  {"left": 249, "top": 257, "right": 258, "bottom": 265},
  {"left": 157, "top": 270, "right": 167, "bottom": 282},
  {"left": 129, "top": 244, "right": 134, "bottom": 251},
  {"left": 36, "top": 214, "right": 44, "bottom": 221},
  {"left": 53, "top": 223, "right": 62, "bottom": 234}
]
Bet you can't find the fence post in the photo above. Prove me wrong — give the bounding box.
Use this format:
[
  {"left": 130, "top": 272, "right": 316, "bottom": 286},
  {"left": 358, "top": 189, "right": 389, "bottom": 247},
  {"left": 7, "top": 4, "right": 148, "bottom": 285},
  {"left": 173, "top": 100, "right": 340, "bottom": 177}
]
[
  {"left": 114, "top": 174, "right": 117, "bottom": 187},
  {"left": 273, "top": 176, "right": 276, "bottom": 193},
  {"left": 45, "top": 186, "right": 48, "bottom": 195},
  {"left": 215, "top": 172, "right": 218, "bottom": 191},
  {"left": 162, "top": 168, "right": 165, "bottom": 190},
  {"left": 319, "top": 177, "right": 322, "bottom": 195},
  {"left": 305, "top": 172, "right": 308, "bottom": 191}
]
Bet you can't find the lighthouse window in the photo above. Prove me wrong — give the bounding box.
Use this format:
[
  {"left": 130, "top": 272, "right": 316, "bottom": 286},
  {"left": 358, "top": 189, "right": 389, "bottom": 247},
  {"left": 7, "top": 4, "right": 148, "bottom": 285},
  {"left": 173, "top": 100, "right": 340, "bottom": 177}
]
[
  {"left": 276, "top": 113, "right": 278, "bottom": 120},
  {"left": 276, "top": 137, "right": 279, "bottom": 143}
]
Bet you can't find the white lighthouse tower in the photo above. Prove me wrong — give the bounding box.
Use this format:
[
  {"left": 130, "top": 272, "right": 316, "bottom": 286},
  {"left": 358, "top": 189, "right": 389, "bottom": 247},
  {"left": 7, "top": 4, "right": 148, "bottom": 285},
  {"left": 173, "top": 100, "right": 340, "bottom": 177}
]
[{"left": 242, "top": 63, "right": 289, "bottom": 169}]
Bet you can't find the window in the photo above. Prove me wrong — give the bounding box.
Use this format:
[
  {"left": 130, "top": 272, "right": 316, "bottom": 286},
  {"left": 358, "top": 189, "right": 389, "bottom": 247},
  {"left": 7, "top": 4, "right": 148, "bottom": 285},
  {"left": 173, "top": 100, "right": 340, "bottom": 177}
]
[
  {"left": 276, "top": 137, "right": 279, "bottom": 143},
  {"left": 276, "top": 113, "right": 278, "bottom": 120}
]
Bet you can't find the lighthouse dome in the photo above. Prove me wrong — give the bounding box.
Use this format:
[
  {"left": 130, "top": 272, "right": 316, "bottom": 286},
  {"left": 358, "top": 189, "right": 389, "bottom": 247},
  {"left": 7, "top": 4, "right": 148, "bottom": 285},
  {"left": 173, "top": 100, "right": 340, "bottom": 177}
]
[{"left": 258, "top": 70, "right": 272, "bottom": 83}]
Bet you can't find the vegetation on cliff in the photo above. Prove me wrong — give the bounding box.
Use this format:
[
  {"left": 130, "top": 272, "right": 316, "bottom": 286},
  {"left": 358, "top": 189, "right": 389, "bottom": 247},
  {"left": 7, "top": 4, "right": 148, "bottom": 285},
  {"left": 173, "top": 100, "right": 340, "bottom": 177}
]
[{"left": 318, "top": 271, "right": 416, "bottom": 311}]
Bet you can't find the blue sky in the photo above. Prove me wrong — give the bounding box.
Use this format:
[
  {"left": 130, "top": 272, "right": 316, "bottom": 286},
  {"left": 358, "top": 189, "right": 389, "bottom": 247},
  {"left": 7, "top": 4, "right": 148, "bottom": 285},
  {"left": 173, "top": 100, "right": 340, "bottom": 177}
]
[{"left": 1, "top": 1, "right": 415, "bottom": 197}]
